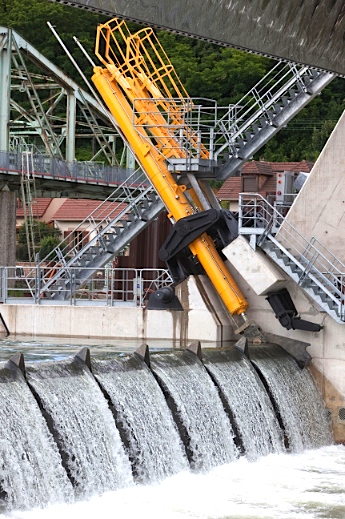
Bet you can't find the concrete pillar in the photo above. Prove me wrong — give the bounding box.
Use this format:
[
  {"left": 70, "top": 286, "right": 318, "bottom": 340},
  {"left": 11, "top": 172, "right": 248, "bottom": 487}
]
[{"left": 0, "top": 189, "right": 16, "bottom": 266}]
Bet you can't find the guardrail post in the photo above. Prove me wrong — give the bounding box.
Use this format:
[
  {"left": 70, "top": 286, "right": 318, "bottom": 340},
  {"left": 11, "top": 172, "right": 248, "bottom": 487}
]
[{"left": 138, "top": 269, "right": 143, "bottom": 307}]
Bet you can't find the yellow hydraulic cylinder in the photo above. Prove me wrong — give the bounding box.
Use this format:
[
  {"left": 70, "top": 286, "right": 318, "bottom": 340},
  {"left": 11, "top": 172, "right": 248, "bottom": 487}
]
[{"left": 92, "top": 67, "right": 248, "bottom": 316}]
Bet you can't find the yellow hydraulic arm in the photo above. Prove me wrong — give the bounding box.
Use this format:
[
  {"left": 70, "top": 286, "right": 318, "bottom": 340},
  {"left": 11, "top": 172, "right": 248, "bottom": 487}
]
[{"left": 92, "top": 18, "right": 250, "bottom": 321}]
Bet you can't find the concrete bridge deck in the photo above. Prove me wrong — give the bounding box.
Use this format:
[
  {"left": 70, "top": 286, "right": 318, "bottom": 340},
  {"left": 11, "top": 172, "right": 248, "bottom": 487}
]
[{"left": 52, "top": 0, "right": 345, "bottom": 76}]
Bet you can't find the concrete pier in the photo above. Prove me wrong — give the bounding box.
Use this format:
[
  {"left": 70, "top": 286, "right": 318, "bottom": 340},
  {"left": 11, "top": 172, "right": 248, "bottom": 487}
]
[{"left": 0, "top": 189, "right": 16, "bottom": 266}]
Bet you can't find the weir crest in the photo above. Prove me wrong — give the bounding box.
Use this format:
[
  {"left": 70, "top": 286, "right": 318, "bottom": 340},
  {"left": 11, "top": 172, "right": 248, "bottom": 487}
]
[{"left": 0, "top": 343, "right": 333, "bottom": 511}]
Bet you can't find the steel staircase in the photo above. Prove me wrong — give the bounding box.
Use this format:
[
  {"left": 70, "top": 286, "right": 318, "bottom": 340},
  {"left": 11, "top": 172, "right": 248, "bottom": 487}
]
[
  {"left": 213, "top": 62, "right": 335, "bottom": 180},
  {"left": 238, "top": 194, "right": 345, "bottom": 324},
  {"left": 31, "top": 169, "right": 164, "bottom": 300},
  {"left": 161, "top": 62, "right": 335, "bottom": 181}
]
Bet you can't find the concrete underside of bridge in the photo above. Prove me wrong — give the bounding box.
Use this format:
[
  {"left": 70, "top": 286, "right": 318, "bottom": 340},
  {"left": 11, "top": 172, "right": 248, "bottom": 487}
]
[{"left": 51, "top": 0, "right": 345, "bottom": 76}]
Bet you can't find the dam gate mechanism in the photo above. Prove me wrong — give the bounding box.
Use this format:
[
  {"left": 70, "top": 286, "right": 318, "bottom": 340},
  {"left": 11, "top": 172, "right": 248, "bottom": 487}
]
[{"left": 30, "top": 17, "right": 340, "bottom": 340}]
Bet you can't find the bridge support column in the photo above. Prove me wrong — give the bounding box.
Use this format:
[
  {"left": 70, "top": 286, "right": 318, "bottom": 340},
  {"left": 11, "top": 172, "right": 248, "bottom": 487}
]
[
  {"left": 0, "top": 28, "right": 11, "bottom": 153},
  {"left": 0, "top": 188, "right": 16, "bottom": 266},
  {"left": 0, "top": 30, "right": 18, "bottom": 268}
]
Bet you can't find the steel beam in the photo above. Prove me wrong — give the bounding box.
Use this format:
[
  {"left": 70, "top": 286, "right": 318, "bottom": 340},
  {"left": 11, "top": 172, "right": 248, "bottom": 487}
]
[
  {"left": 66, "top": 92, "right": 77, "bottom": 162},
  {"left": 50, "top": 0, "right": 345, "bottom": 76},
  {"left": 0, "top": 29, "right": 11, "bottom": 153}
]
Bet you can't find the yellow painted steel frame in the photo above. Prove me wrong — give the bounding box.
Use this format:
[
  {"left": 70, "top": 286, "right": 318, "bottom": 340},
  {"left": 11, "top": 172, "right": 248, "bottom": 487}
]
[{"left": 92, "top": 19, "right": 248, "bottom": 316}]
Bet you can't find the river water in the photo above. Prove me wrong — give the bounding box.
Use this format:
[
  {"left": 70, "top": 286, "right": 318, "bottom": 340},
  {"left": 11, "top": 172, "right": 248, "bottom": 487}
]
[
  {"left": 0, "top": 336, "right": 344, "bottom": 518},
  {"left": 0, "top": 445, "right": 344, "bottom": 519}
]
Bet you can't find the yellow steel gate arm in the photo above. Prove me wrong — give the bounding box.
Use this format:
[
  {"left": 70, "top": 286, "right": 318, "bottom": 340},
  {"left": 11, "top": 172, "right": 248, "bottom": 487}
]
[{"left": 92, "top": 19, "right": 249, "bottom": 318}]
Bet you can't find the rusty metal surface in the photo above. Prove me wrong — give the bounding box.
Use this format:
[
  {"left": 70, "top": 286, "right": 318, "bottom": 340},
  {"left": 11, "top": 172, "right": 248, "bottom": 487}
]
[{"left": 50, "top": 0, "right": 345, "bottom": 75}]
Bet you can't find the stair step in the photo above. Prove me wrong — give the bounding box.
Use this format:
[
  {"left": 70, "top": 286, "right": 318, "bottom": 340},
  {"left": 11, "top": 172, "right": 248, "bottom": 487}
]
[
  {"left": 303, "top": 74, "right": 318, "bottom": 93},
  {"left": 281, "top": 96, "right": 290, "bottom": 107},
  {"left": 120, "top": 219, "right": 129, "bottom": 229},
  {"left": 139, "top": 200, "right": 152, "bottom": 211},
  {"left": 236, "top": 137, "right": 246, "bottom": 148},
  {"left": 126, "top": 212, "right": 136, "bottom": 222},
  {"left": 267, "top": 112, "right": 279, "bottom": 127},
  {"left": 147, "top": 192, "right": 158, "bottom": 202},
  {"left": 113, "top": 226, "right": 123, "bottom": 236},
  {"left": 287, "top": 89, "right": 297, "bottom": 101},
  {"left": 296, "top": 82, "right": 306, "bottom": 95},
  {"left": 257, "top": 116, "right": 268, "bottom": 129}
]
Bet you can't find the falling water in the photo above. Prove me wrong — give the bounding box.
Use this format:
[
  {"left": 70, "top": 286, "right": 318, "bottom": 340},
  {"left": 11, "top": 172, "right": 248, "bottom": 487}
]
[
  {"left": 25, "top": 356, "right": 133, "bottom": 499},
  {"left": 249, "top": 343, "right": 333, "bottom": 451},
  {"left": 0, "top": 361, "right": 73, "bottom": 511},
  {"left": 202, "top": 348, "right": 285, "bottom": 460},
  {"left": 0, "top": 337, "right": 337, "bottom": 516},
  {"left": 150, "top": 350, "right": 238, "bottom": 471},
  {"left": 92, "top": 354, "right": 189, "bottom": 483}
]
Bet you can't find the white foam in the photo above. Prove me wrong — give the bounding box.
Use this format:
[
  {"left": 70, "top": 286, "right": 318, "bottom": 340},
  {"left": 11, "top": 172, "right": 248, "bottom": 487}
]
[{"left": 3, "top": 445, "right": 345, "bottom": 519}]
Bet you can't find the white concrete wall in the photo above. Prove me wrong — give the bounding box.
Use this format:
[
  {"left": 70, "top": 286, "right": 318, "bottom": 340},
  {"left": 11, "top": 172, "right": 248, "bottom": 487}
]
[
  {"left": 0, "top": 304, "right": 145, "bottom": 341},
  {"left": 280, "top": 109, "right": 345, "bottom": 262},
  {"left": 0, "top": 276, "right": 234, "bottom": 348}
]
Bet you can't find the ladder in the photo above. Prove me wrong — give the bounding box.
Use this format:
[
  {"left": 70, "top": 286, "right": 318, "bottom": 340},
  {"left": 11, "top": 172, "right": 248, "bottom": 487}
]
[{"left": 20, "top": 151, "right": 39, "bottom": 264}]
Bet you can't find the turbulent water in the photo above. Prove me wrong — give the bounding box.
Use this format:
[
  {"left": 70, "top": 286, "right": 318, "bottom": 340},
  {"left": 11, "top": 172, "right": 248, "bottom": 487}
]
[
  {"left": 0, "top": 363, "right": 73, "bottom": 510},
  {"left": 202, "top": 348, "right": 284, "bottom": 460},
  {"left": 0, "top": 336, "right": 339, "bottom": 517},
  {"left": 92, "top": 355, "right": 188, "bottom": 483},
  {"left": 150, "top": 351, "right": 239, "bottom": 470},
  {"left": 250, "top": 344, "right": 333, "bottom": 451},
  {"left": 25, "top": 358, "right": 133, "bottom": 499},
  {"left": 1, "top": 445, "right": 345, "bottom": 519}
]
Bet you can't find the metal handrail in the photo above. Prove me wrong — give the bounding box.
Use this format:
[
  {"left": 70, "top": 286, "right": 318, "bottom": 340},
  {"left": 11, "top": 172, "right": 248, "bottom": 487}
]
[
  {"left": 26, "top": 167, "right": 153, "bottom": 285},
  {"left": 214, "top": 61, "right": 302, "bottom": 155},
  {"left": 0, "top": 149, "right": 135, "bottom": 186},
  {"left": 131, "top": 62, "right": 323, "bottom": 166},
  {"left": 238, "top": 193, "right": 345, "bottom": 319},
  {"left": 0, "top": 266, "right": 172, "bottom": 307}
]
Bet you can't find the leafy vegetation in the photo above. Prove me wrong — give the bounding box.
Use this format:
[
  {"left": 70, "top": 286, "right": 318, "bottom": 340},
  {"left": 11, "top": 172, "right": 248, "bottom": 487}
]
[
  {"left": 16, "top": 220, "right": 61, "bottom": 261},
  {"left": 1, "top": 0, "right": 344, "bottom": 161}
]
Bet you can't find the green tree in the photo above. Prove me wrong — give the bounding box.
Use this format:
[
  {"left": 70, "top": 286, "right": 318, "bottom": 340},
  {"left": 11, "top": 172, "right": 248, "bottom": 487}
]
[
  {"left": 0, "top": 0, "right": 108, "bottom": 83},
  {"left": 1, "top": 0, "right": 344, "bottom": 162},
  {"left": 17, "top": 220, "right": 61, "bottom": 261},
  {"left": 39, "top": 235, "right": 62, "bottom": 258},
  {"left": 158, "top": 31, "right": 272, "bottom": 103}
]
